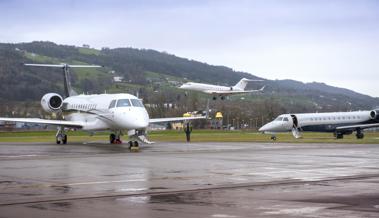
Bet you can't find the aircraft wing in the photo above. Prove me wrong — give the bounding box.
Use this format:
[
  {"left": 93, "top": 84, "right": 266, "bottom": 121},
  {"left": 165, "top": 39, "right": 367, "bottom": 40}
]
[
  {"left": 149, "top": 116, "right": 206, "bottom": 124},
  {"left": 0, "top": 117, "right": 84, "bottom": 128},
  {"left": 336, "top": 123, "right": 379, "bottom": 131}
]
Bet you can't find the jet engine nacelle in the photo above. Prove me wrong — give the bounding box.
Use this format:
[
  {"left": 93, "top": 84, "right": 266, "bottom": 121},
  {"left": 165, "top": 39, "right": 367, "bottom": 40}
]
[
  {"left": 369, "top": 110, "right": 379, "bottom": 120},
  {"left": 41, "top": 93, "right": 63, "bottom": 113}
]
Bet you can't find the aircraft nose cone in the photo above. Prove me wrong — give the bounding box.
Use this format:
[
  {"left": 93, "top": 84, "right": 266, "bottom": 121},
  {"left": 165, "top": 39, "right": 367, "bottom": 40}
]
[
  {"left": 133, "top": 117, "right": 149, "bottom": 129},
  {"left": 259, "top": 125, "right": 268, "bottom": 132}
]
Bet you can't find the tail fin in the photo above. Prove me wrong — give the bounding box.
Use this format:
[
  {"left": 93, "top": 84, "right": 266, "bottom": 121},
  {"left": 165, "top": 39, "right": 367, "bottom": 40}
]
[
  {"left": 24, "top": 63, "right": 102, "bottom": 98},
  {"left": 233, "top": 78, "right": 250, "bottom": 90},
  {"left": 232, "top": 78, "right": 264, "bottom": 91}
]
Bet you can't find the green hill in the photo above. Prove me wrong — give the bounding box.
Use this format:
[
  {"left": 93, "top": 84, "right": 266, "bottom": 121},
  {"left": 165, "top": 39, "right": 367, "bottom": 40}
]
[{"left": 0, "top": 41, "right": 378, "bottom": 124}]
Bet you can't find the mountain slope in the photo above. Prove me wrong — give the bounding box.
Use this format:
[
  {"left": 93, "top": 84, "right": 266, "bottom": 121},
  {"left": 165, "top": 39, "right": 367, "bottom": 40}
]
[{"left": 0, "top": 41, "right": 378, "bottom": 113}]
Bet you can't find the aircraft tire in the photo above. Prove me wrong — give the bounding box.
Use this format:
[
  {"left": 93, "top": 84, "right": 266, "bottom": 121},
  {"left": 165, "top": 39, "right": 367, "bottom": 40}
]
[
  {"left": 356, "top": 132, "right": 364, "bottom": 139},
  {"left": 110, "top": 134, "right": 116, "bottom": 144},
  {"left": 335, "top": 133, "right": 344, "bottom": 139},
  {"left": 62, "top": 135, "right": 67, "bottom": 144}
]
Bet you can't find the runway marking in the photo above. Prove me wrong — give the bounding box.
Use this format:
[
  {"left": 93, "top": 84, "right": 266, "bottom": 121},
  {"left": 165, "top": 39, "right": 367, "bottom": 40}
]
[{"left": 66, "top": 179, "right": 145, "bottom": 186}]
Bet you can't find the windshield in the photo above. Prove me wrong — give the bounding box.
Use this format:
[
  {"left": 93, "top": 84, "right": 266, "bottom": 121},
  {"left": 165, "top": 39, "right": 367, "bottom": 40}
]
[
  {"left": 131, "top": 99, "right": 144, "bottom": 107},
  {"left": 274, "top": 116, "right": 283, "bottom": 121},
  {"left": 116, "top": 99, "right": 131, "bottom": 107},
  {"left": 108, "top": 100, "right": 116, "bottom": 109}
]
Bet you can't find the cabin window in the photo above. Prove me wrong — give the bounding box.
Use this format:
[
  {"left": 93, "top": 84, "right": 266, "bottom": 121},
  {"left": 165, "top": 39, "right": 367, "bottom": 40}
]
[
  {"left": 274, "top": 117, "right": 283, "bottom": 121},
  {"left": 109, "top": 100, "right": 116, "bottom": 109},
  {"left": 283, "top": 117, "right": 289, "bottom": 122},
  {"left": 131, "top": 99, "right": 144, "bottom": 107},
  {"left": 116, "top": 99, "right": 131, "bottom": 107}
]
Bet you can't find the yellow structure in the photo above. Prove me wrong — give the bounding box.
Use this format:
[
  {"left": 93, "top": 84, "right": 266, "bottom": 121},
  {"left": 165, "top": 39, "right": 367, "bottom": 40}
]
[{"left": 215, "top": 112, "right": 223, "bottom": 119}]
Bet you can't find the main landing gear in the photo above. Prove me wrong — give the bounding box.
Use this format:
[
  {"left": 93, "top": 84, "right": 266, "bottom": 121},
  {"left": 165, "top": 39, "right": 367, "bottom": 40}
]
[
  {"left": 356, "top": 129, "right": 364, "bottom": 139},
  {"left": 109, "top": 132, "right": 140, "bottom": 151},
  {"left": 212, "top": 96, "right": 226, "bottom": 100},
  {"left": 334, "top": 132, "right": 344, "bottom": 139},
  {"left": 56, "top": 127, "right": 67, "bottom": 144}
]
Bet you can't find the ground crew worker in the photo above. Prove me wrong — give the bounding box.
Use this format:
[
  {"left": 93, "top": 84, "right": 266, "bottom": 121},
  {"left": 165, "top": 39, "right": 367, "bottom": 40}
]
[{"left": 184, "top": 122, "right": 192, "bottom": 142}]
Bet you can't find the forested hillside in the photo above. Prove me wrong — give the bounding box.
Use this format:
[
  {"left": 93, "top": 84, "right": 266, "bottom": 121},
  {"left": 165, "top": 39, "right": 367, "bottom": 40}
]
[{"left": 0, "top": 41, "right": 378, "bottom": 125}]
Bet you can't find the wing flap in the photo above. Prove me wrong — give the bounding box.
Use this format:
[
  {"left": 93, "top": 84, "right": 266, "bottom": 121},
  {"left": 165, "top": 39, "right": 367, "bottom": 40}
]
[{"left": 0, "top": 117, "right": 83, "bottom": 128}]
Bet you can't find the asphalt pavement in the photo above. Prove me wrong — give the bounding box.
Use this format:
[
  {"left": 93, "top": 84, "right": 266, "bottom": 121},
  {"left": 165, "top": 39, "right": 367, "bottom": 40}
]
[{"left": 0, "top": 141, "right": 378, "bottom": 217}]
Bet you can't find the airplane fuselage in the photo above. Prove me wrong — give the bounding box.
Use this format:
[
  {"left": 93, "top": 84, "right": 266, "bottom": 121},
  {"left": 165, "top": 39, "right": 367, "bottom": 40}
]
[
  {"left": 180, "top": 82, "right": 239, "bottom": 93},
  {"left": 61, "top": 93, "right": 149, "bottom": 131},
  {"left": 259, "top": 110, "right": 379, "bottom": 139}
]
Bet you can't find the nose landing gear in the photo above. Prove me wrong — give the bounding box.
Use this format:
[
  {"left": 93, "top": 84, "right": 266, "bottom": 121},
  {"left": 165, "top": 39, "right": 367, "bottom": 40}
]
[
  {"left": 129, "top": 141, "right": 139, "bottom": 152},
  {"left": 110, "top": 132, "right": 140, "bottom": 151}
]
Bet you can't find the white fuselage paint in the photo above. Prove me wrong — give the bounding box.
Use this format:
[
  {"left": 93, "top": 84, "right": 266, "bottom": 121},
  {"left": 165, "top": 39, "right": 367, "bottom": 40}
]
[
  {"left": 62, "top": 93, "right": 149, "bottom": 131},
  {"left": 180, "top": 82, "right": 238, "bottom": 93},
  {"left": 259, "top": 111, "right": 374, "bottom": 133}
]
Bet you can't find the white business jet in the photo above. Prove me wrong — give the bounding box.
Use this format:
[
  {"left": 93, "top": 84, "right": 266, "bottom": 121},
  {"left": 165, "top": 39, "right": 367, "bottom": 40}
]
[
  {"left": 179, "top": 78, "right": 264, "bottom": 100},
  {"left": 0, "top": 64, "right": 205, "bottom": 147},
  {"left": 259, "top": 110, "right": 379, "bottom": 140}
]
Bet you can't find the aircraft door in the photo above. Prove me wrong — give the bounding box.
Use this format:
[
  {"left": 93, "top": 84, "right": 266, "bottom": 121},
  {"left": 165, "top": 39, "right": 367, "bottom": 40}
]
[{"left": 290, "top": 114, "right": 298, "bottom": 128}]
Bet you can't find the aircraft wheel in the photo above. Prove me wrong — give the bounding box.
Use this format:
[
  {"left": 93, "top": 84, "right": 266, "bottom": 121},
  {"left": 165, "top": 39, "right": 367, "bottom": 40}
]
[
  {"left": 270, "top": 135, "right": 276, "bottom": 141},
  {"left": 335, "top": 132, "right": 344, "bottom": 139},
  {"left": 220, "top": 96, "right": 225, "bottom": 100},
  {"left": 212, "top": 96, "right": 217, "bottom": 100},
  {"left": 110, "top": 134, "right": 116, "bottom": 144},
  {"left": 62, "top": 134, "right": 67, "bottom": 144},
  {"left": 356, "top": 132, "right": 364, "bottom": 139},
  {"left": 130, "top": 141, "right": 140, "bottom": 152},
  {"left": 56, "top": 139, "right": 61, "bottom": 144}
]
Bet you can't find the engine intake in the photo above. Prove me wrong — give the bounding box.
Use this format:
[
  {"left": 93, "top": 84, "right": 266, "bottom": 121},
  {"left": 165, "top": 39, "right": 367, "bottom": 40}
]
[
  {"left": 41, "top": 93, "right": 63, "bottom": 113},
  {"left": 369, "top": 110, "right": 379, "bottom": 120}
]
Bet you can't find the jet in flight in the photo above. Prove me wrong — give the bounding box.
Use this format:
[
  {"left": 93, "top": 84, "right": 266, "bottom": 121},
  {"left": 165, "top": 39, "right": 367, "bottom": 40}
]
[
  {"left": 179, "top": 78, "right": 264, "bottom": 100},
  {"left": 259, "top": 110, "right": 379, "bottom": 140},
  {"left": 0, "top": 64, "right": 205, "bottom": 147}
]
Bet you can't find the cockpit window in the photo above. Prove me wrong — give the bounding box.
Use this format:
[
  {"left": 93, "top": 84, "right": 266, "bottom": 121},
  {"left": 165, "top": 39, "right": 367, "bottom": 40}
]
[
  {"left": 283, "top": 117, "right": 289, "bottom": 122},
  {"left": 116, "top": 99, "right": 131, "bottom": 107},
  {"left": 108, "top": 100, "right": 116, "bottom": 109},
  {"left": 274, "top": 117, "right": 283, "bottom": 121},
  {"left": 131, "top": 99, "right": 144, "bottom": 107}
]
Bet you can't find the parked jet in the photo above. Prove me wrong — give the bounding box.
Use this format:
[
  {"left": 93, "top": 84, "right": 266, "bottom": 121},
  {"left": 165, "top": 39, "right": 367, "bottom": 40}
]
[
  {"left": 179, "top": 78, "right": 264, "bottom": 100},
  {"left": 0, "top": 64, "right": 205, "bottom": 147},
  {"left": 259, "top": 110, "right": 379, "bottom": 140}
]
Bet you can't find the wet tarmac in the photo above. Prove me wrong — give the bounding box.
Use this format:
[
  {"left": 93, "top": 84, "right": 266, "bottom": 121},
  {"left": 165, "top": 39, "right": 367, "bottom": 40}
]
[{"left": 0, "top": 141, "right": 379, "bottom": 217}]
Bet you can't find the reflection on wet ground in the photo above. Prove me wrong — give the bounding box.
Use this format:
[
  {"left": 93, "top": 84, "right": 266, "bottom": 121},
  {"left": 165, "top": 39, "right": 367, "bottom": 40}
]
[{"left": 0, "top": 142, "right": 379, "bottom": 217}]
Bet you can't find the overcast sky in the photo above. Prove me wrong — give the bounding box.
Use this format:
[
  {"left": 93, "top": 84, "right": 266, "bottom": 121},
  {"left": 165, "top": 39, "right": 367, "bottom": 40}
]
[{"left": 1, "top": 0, "right": 378, "bottom": 97}]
